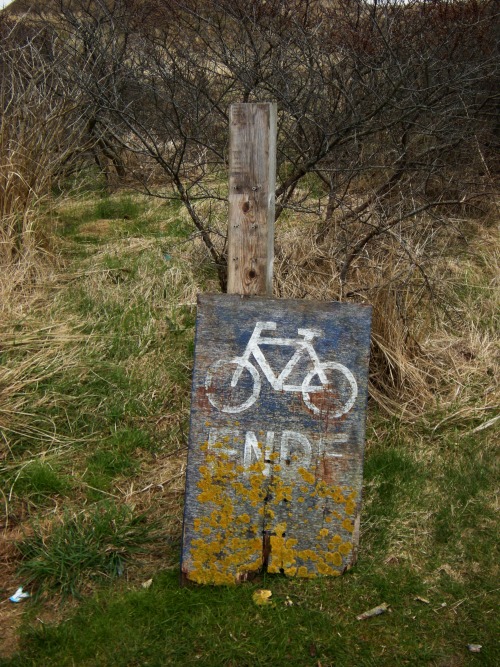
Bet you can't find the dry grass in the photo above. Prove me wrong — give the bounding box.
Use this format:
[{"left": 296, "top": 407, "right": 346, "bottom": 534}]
[
  {"left": 0, "top": 17, "right": 87, "bottom": 272},
  {"left": 273, "top": 208, "right": 499, "bottom": 421}
]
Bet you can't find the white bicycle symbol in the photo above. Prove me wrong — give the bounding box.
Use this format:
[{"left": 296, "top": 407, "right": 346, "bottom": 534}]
[{"left": 205, "top": 321, "right": 358, "bottom": 416}]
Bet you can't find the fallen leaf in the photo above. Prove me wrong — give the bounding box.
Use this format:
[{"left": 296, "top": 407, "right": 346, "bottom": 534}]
[{"left": 252, "top": 589, "right": 273, "bottom": 606}]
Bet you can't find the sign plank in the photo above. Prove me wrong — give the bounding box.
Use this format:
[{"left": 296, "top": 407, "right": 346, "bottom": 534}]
[{"left": 181, "top": 294, "right": 371, "bottom": 584}]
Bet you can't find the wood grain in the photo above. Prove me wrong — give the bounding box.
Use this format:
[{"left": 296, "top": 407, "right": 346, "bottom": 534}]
[{"left": 227, "top": 103, "right": 276, "bottom": 296}]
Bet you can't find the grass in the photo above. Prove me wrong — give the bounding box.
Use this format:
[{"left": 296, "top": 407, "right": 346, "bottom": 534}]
[
  {"left": 0, "top": 189, "right": 498, "bottom": 665},
  {"left": 16, "top": 504, "right": 160, "bottom": 600},
  {"left": 4, "top": 547, "right": 498, "bottom": 665},
  {"left": 9, "top": 462, "right": 72, "bottom": 505}
]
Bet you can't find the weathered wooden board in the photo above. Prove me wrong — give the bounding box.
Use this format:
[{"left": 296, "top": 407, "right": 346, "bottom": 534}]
[
  {"left": 181, "top": 294, "right": 372, "bottom": 584},
  {"left": 227, "top": 103, "right": 276, "bottom": 296}
]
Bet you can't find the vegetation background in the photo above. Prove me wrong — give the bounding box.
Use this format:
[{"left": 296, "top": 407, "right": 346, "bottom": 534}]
[{"left": 0, "top": 1, "right": 498, "bottom": 665}]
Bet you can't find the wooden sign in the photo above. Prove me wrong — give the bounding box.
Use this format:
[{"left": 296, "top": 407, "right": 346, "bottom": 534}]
[{"left": 181, "top": 294, "right": 372, "bottom": 584}]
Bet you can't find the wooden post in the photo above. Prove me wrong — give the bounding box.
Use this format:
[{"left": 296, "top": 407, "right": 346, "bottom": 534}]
[{"left": 227, "top": 103, "right": 277, "bottom": 296}]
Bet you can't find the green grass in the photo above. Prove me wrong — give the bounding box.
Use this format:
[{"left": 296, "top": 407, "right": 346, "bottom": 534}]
[
  {"left": 1, "top": 191, "right": 194, "bottom": 528},
  {"left": 16, "top": 504, "right": 160, "bottom": 600},
  {"left": 5, "top": 560, "right": 498, "bottom": 666},
  {"left": 94, "top": 196, "right": 142, "bottom": 221},
  {"left": 54, "top": 193, "right": 191, "bottom": 244},
  {"left": 10, "top": 462, "right": 72, "bottom": 504}
]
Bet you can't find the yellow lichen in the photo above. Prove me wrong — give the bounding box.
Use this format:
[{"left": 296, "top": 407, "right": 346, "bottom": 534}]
[
  {"left": 268, "top": 535, "right": 297, "bottom": 572},
  {"left": 342, "top": 518, "right": 354, "bottom": 533},
  {"left": 187, "top": 452, "right": 267, "bottom": 584},
  {"left": 188, "top": 430, "right": 359, "bottom": 584},
  {"left": 298, "top": 467, "right": 315, "bottom": 484},
  {"left": 345, "top": 500, "right": 356, "bottom": 515},
  {"left": 274, "top": 522, "right": 287, "bottom": 537},
  {"left": 330, "top": 552, "right": 343, "bottom": 566},
  {"left": 317, "top": 561, "right": 336, "bottom": 575},
  {"left": 297, "top": 549, "right": 319, "bottom": 562},
  {"left": 339, "top": 541, "right": 353, "bottom": 555}
]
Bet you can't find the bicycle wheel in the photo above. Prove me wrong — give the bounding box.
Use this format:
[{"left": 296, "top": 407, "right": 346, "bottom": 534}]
[
  {"left": 302, "top": 362, "right": 358, "bottom": 417},
  {"left": 205, "top": 358, "right": 261, "bottom": 414}
]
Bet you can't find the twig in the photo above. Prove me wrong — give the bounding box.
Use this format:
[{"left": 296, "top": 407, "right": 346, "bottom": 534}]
[
  {"left": 127, "top": 471, "right": 185, "bottom": 496},
  {"left": 466, "top": 414, "right": 500, "bottom": 435}
]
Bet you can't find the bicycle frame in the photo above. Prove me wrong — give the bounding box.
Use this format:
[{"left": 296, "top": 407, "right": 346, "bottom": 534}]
[{"left": 231, "top": 321, "right": 328, "bottom": 391}]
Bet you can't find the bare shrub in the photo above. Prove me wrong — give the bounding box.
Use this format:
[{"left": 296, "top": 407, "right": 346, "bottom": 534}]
[
  {"left": 0, "top": 19, "right": 86, "bottom": 267},
  {"left": 7, "top": 0, "right": 498, "bottom": 415}
]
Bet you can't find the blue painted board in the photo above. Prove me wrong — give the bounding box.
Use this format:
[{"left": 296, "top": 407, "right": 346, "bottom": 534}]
[{"left": 181, "top": 294, "right": 372, "bottom": 584}]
